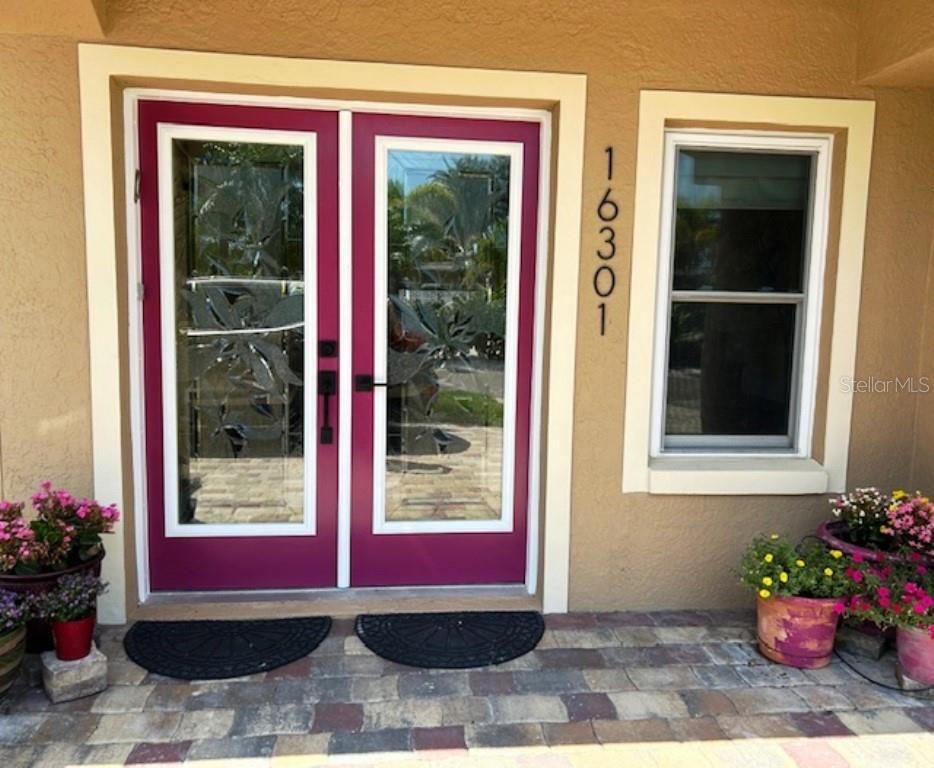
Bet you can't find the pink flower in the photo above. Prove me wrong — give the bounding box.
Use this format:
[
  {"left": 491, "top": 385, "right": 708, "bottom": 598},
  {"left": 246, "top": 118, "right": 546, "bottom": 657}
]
[
  {"left": 852, "top": 553, "right": 864, "bottom": 564},
  {"left": 846, "top": 568, "right": 863, "bottom": 583},
  {"left": 833, "top": 602, "right": 846, "bottom": 615},
  {"left": 918, "top": 565, "right": 928, "bottom": 576}
]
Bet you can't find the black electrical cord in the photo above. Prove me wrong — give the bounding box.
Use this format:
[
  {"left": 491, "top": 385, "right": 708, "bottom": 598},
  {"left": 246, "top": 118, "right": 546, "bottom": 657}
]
[{"left": 833, "top": 647, "right": 934, "bottom": 694}]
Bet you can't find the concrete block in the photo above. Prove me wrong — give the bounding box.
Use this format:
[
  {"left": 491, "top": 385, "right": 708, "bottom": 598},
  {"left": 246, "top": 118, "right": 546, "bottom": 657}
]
[
  {"left": 40, "top": 644, "right": 108, "bottom": 703},
  {"left": 836, "top": 623, "right": 888, "bottom": 660}
]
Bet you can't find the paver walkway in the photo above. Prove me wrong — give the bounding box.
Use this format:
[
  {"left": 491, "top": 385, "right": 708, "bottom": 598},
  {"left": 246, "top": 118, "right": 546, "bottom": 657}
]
[{"left": 1, "top": 611, "right": 932, "bottom": 766}]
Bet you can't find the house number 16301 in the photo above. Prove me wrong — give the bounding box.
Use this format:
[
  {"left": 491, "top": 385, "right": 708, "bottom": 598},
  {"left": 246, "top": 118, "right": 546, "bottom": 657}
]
[{"left": 595, "top": 146, "right": 617, "bottom": 336}]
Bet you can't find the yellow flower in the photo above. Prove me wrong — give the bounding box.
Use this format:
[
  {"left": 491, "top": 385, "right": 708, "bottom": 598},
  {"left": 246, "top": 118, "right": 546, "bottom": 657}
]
[
  {"left": 894, "top": 489, "right": 907, "bottom": 500},
  {"left": 824, "top": 567, "right": 834, "bottom": 577},
  {"left": 764, "top": 554, "right": 774, "bottom": 563},
  {"left": 880, "top": 525, "right": 888, "bottom": 533},
  {"left": 770, "top": 533, "right": 780, "bottom": 540},
  {"left": 762, "top": 577, "right": 773, "bottom": 586},
  {"left": 779, "top": 572, "right": 789, "bottom": 583},
  {"left": 759, "top": 589, "right": 771, "bottom": 599},
  {"left": 830, "top": 550, "right": 843, "bottom": 559},
  {"left": 795, "top": 559, "right": 806, "bottom": 568}
]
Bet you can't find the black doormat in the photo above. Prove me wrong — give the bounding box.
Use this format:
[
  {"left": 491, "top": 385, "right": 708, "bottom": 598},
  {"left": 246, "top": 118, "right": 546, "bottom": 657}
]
[
  {"left": 355, "top": 611, "right": 544, "bottom": 669},
  {"left": 124, "top": 616, "right": 331, "bottom": 680}
]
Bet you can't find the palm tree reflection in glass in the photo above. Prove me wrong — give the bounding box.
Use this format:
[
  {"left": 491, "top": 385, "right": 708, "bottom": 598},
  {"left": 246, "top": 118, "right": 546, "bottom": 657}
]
[{"left": 384, "top": 152, "right": 510, "bottom": 523}]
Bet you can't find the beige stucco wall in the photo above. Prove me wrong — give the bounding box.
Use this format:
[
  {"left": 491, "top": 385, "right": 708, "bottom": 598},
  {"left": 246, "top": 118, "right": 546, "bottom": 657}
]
[
  {"left": 0, "top": 1, "right": 932, "bottom": 611},
  {"left": 858, "top": 0, "right": 934, "bottom": 85},
  {"left": 0, "top": 36, "right": 93, "bottom": 501}
]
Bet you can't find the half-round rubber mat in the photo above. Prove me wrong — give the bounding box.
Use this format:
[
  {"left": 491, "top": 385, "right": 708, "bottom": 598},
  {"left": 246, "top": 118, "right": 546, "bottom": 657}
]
[
  {"left": 355, "top": 611, "right": 544, "bottom": 669},
  {"left": 124, "top": 616, "right": 331, "bottom": 680}
]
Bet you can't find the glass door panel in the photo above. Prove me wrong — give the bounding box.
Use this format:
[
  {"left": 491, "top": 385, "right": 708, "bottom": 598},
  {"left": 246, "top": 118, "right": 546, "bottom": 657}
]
[
  {"left": 381, "top": 146, "right": 517, "bottom": 526},
  {"left": 170, "top": 136, "right": 310, "bottom": 531}
]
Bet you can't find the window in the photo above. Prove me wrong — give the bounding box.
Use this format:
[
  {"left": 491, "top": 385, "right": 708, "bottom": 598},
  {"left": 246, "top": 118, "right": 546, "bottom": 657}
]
[
  {"left": 652, "top": 131, "right": 831, "bottom": 457},
  {"left": 622, "top": 92, "right": 875, "bottom": 496}
]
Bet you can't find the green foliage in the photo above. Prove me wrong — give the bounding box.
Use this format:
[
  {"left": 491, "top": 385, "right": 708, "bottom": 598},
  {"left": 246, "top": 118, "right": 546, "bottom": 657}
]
[
  {"left": 386, "top": 154, "right": 510, "bottom": 301},
  {"left": 739, "top": 534, "right": 856, "bottom": 600},
  {"left": 430, "top": 390, "right": 504, "bottom": 427}
]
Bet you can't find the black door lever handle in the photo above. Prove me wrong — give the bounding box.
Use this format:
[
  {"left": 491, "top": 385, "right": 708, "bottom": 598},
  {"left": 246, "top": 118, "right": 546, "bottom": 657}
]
[
  {"left": 355, "top": 374, "right": 388, "bottom": 392},
  {"left": 318, "top": 371, "right": 336, "bottom": 444}
]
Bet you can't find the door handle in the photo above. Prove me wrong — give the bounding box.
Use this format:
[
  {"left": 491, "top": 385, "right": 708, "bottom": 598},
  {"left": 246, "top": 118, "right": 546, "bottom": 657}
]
[
  {"left": 355, "top": 374, "right": 388, "bottom": 392},
  {"left": 318, "top": 371, "right": 336, "bottom": 444}
]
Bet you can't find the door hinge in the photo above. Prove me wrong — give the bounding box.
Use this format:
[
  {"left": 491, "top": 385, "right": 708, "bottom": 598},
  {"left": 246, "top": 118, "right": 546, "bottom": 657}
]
[{"left": 133, "top": 169, "right": 141, "bottom": 203}]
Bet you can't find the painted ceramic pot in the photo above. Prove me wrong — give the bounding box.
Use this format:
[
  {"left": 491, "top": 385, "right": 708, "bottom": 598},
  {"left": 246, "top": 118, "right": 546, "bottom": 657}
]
[
  {"left": 816, "top": 521, "right": 931, "bottom": 565},
  {"left": 0, "top": 625, "right": 26, "bottom": 697},
  {"left": 757, "top": 594, "right": 840, "bottom": 669},
  {"left": 897, "top": 626, "right": 934, "bottom": 685},
  {"left": 0, "top": 550, "right": 104, "bottom": 653},
  {"left": 52, "top": 613, "right": 96, "bottom": 662}
]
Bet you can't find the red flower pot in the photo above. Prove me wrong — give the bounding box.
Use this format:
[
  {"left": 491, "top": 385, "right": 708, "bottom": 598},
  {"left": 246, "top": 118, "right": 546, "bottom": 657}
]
[
  {"left": 51, "top": 613, "right": 96, "bottom": 661},
  {"left": 0, "top": 550, "right": 104, "bottom": 653},
  {"left": 757, "top": 595, "right": 840, "bottom": 669},
  {"left": 897, "top": 626, "right": 934, "bottom": 685}
]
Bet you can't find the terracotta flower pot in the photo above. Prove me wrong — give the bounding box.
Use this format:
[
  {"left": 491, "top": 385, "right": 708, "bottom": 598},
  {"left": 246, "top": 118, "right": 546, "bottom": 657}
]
[
  {"left": 0, "top": 625, "right": 26, "bottom": 697},
  {"left": 51, "top": 613, "right": 96, "bottom": 661},
  {"left": 0, "top": 550, "right": 104, "bottom": 653},
  {"left": 897, "top": 626, "right": 934, "bottom": 685},
  {"left": 757, "top": 595, "right": 840, "bottom": 669},
  {"left": 816, "top": 521, "right": 930, "bottom": 566}
]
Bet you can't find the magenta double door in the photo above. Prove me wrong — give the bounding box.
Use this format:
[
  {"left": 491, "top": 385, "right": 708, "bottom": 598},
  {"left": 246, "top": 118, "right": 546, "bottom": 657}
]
[{"left": 139, "top": 100, "right": 540, "bottom": 592}]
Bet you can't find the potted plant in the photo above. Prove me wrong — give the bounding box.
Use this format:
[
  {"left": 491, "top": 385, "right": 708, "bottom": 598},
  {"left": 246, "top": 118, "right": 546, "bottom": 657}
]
[
  {"left": 818, "top": 487, "right": 896, "bottom": 562},
  {"left": 0, "top": 483, "right": 119, "bottom": 651},
  {"left": 818, "top": 488, "right": 932, "bottom": 564},
  {"left": 0, "top": 590, "right": 28, "bottom": 697},
  {"left": 880, "top": 492, "right": 934, "bottom": 560},
  {"left": 33, "top": 573, "right": 108, "bottom": 661},
  {"left": 740, "top": 534, "right": 855, "bottom": 669},
  {"left": 838, "top": 552, "right": 934, "bottom": 684}
]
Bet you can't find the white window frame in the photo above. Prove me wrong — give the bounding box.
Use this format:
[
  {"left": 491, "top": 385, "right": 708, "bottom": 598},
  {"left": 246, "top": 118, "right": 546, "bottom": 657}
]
[
  {"left": 650, "top": 130, "right": 832, "bottom": 460},
  {"left": 622, "top": 91, "right": 876, "bottom": 497},
  {"left": 372, "top": 136, "right": 524, "bottom": 535},
  {"left": 157, "top": 123, "right": 318, "bottom": 538}
]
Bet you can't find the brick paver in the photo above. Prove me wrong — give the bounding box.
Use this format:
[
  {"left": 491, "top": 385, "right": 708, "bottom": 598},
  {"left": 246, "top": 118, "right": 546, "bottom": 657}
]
[{"left": 0, "top": 611, "right": 932, "bottom": 766}]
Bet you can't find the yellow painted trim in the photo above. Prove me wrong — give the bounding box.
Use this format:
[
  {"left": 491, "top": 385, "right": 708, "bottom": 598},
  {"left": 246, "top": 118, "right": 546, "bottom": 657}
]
[
  {"left": 622, "top": 90, "right": 875, "bottom": 495},
  {"left": 77, "top": 44, "right": 586, "bottom": 621}
]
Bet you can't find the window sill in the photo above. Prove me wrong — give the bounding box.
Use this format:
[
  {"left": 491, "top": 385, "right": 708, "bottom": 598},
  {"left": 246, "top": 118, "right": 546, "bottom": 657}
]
[{"left": 646, "top": 457, "right": 829, "bottom": 496}]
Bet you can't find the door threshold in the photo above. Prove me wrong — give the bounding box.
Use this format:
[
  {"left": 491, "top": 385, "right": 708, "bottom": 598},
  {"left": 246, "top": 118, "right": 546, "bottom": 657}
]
[{"left": 132, "top": 585, "right": 539, "bottom": 621}]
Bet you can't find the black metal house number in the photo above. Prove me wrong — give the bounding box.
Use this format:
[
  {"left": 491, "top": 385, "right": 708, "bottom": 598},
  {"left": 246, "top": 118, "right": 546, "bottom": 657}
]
[{"left": 596, "top": 146, "right": 617, "bottom": 336}]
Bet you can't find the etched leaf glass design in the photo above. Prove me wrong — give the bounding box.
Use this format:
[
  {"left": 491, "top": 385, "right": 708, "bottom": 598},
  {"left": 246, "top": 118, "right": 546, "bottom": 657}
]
[
  {"left": 384, "top": 150, "right": 511, "bottom": 522},
  {"left": 171, "top": 139, "right": 306, "bottom": 525}
]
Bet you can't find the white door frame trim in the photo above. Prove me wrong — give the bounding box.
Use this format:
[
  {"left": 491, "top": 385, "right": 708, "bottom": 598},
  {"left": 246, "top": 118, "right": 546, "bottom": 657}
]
[{"left": 79, "top": 44, "right": 586, "bottom": 622}]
